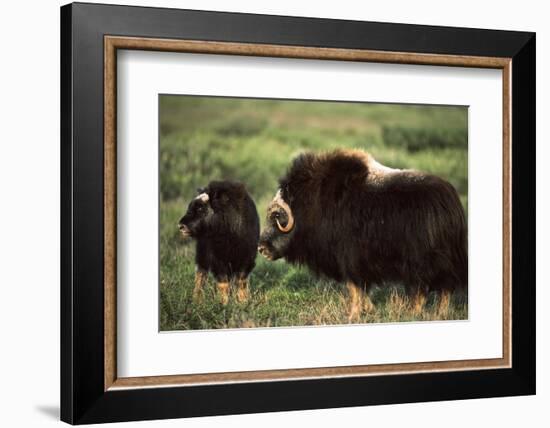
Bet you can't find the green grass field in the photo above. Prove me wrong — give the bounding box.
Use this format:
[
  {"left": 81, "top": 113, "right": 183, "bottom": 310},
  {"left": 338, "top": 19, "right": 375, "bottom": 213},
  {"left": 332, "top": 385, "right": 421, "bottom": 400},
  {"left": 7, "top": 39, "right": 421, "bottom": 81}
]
[{"left": 159, "top": 95, "right": 468, "bottom": 331}]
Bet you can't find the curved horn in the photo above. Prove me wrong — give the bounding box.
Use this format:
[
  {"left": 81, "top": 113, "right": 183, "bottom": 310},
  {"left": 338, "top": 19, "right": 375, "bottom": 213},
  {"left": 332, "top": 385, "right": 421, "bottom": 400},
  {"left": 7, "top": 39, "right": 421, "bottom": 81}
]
[{"left": 274, "top": 190, "right": 294, "bottom": 233}]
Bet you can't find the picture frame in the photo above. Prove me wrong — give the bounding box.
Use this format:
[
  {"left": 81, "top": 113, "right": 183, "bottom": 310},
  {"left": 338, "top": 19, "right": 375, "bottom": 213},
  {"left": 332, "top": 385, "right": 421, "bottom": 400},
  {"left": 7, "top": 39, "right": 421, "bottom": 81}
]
[{"left": 60, "top": 2, "right": 535, "bottom": 424}]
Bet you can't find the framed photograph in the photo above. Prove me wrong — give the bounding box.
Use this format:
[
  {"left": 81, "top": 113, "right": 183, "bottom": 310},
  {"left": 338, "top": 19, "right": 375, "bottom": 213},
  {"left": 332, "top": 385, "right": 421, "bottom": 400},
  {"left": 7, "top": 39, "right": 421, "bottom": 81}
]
[{"left": 60, "top": 2, "right": 535, "bottom": 424}]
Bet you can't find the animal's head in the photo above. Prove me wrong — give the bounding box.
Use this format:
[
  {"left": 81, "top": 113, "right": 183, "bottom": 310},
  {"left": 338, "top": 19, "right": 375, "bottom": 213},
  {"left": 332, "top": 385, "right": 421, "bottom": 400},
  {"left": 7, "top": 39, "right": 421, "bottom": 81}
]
[
  {"left": 178, "top": 181, "right": 247, "bottom": 239},
  {"left": 178, "top": 189, "right": 215, "bottom": 239},
  {"left": 258, "top": 188, "right": 296, "bottom": 260}
]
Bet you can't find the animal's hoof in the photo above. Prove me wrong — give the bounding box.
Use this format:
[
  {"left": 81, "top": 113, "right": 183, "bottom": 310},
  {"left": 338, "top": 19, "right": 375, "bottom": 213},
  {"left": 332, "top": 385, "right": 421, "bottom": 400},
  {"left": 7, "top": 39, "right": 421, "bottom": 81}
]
[
  {"left": 347, "top": 309, "right": 361, "bottom": 323},
  {"left": 236, "top": 290, "right": 249, "bottom": 303},
  {"left": 217, "top": 282, "right": 230, "bottom": 305},
  {"left": 363, "top": 298, "right": 375, "bottom": 313},
  {"left": 347, "top": 315, "right": 359, "bottom": 323}
]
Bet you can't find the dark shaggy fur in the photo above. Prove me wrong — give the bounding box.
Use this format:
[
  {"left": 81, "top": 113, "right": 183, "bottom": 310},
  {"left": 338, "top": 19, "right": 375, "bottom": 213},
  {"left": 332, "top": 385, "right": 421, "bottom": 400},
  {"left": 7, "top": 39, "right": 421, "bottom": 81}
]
[
  {"left": 259, "top": 150, "right": 468, "bottom": 297},
  {"left": 179, "top": 180, "right": 260, "bottom": 289}
]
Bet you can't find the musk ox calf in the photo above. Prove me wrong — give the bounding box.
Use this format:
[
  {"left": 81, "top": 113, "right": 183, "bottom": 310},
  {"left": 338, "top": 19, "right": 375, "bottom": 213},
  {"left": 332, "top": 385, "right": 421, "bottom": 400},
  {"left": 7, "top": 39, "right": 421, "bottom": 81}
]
[
  {"left": 178, "top": 180, "right": 260, "bottom": 304},
  {"left": 258, "top": 149, "right": 467, "bottom": 321}
]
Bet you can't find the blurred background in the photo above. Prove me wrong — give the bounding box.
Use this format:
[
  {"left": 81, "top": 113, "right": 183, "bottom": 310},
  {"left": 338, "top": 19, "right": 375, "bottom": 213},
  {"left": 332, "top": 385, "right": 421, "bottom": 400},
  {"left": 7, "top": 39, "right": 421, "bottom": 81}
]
[{"left": 159, "top": 95, "right": 468, "bottom": 330}]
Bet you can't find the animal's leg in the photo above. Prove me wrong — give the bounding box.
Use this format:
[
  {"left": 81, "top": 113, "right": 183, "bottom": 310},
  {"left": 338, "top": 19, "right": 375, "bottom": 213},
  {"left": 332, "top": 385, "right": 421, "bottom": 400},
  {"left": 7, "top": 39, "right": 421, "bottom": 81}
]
[
  {"left": 193, "top": 269, "right": 207, "bottom": 302},
  {"left": 437, "top": 289, "right": 452, "bottom": 317},
  {"left": 346, "top": 282, "right": 364, "bottom": 322},
  {"left": 217, "top": 278, "right": 230, "bottom": 305},
  {"left": 408, "top": 285, "right": 427, "bottom": 316},
  {"left": 236, "top": 275, "right": 250, "bottom": 303}
]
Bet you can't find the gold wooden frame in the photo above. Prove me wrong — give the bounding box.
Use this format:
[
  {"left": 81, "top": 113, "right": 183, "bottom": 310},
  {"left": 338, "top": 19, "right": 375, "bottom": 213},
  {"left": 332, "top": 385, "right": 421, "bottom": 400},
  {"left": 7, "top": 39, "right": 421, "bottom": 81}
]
[{"left": 104, "top": 36, "right": 512, "bottom": 391}]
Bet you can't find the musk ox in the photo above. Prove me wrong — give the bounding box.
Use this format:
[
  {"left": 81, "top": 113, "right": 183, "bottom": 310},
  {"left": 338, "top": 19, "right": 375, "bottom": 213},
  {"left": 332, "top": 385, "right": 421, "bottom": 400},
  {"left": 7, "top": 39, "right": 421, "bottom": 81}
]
[
  {"left": 258, "top": 149, "right": 467, "bottom": 321},
  {"left": 178, "top": 180, "right": 260, "bottom": 304}
]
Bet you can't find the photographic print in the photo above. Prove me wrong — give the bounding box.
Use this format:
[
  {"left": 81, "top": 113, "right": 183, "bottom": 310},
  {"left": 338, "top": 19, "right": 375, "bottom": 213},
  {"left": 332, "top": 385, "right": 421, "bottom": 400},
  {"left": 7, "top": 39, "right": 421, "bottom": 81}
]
[
  {"left": 160, "top": 95, "right": 468, "bottom": 331},
  {"left": 62, "top": 6, "right": 534, "bottom": 422}
]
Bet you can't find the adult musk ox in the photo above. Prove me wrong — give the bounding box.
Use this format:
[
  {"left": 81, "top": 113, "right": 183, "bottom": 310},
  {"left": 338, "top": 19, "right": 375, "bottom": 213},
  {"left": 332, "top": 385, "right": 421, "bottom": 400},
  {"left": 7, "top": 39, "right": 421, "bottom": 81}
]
[
  {"left": 178, "top": 180, "right": 260, "bottom": 304},
  {"left": 258, "top": 149, "right": 467, "bottom": 321}
]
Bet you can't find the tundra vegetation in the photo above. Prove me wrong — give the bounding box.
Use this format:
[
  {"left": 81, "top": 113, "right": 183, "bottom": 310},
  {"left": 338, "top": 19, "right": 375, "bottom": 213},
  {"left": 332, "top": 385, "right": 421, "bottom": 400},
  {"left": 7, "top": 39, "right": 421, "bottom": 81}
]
[{"left": 160, "top": 96, "right": 468, "bottom": 331}]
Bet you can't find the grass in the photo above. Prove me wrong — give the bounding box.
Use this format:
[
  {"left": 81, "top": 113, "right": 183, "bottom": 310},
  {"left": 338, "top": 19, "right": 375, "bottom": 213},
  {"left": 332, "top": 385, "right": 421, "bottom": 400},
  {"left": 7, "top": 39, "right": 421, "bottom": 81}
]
[{"left": 159, "top": 95, "right": 468, "bottom": 331}]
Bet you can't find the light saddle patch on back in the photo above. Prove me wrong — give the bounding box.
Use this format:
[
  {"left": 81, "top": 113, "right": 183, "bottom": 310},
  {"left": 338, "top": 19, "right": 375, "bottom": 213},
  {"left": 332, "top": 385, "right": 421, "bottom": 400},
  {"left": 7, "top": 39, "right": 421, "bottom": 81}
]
[
  {"left": 367, "top": 157, "right": 402, "bottom": 184},
  {"left": 341, "top": 149, "right": 403, "bottom": 185}
]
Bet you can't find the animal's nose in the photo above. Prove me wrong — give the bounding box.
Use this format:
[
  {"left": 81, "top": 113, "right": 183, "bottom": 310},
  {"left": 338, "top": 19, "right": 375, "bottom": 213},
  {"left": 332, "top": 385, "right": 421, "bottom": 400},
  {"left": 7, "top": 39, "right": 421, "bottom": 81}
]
[{"left": 258, "top": 244, "right": 267, "bottom": 255}]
